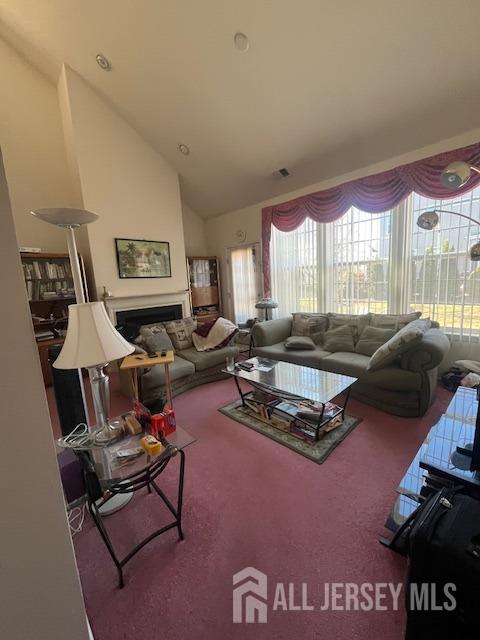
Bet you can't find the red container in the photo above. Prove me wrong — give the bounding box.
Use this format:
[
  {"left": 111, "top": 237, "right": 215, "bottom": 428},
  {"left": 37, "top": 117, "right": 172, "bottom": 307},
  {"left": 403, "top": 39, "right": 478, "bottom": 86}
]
[
  {"left": 162, "top": 408, "right": 176, "bottom": 435},
  {"left": 150, "top": 413, "right": 166, "bottom": 438}
]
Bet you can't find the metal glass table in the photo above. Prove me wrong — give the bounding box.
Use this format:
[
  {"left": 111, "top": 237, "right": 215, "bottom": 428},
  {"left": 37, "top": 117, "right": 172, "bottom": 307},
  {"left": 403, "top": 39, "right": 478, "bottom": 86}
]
[
  {"left": 225, "top": 357, "right": 357, "bottom": 441},
  {"left": 381, "top": 387, "right": 480, "bottom": 547},
  {"left": 69, "top": 425, "right": 195, "bottom": 587}
]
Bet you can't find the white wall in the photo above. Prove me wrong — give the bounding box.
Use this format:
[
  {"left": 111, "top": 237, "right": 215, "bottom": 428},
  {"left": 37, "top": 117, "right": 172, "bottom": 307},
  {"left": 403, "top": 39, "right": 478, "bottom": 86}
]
[
  {"left": 0, "top": 37, "right": 75, "bottom": 251},
  {"left": 182, "top": 202, "right": 208, "bottom": 256},
  {"left": 59, "top": 66, "right": 189, "bottom": 301},
  {"left": 0, "top": 151, "right": 89, "bottom": 640}
]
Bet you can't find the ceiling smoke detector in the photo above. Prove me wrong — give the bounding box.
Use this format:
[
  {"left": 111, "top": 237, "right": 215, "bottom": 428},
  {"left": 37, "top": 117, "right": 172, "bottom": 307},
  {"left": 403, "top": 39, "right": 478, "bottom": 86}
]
[
  {"left": 96, "top": 54, "right": 111, "bottom": 71},
  {"left": 234, "top": 32, "right": 250, "bottom": 52},
  {"left": 178, "top": 144, "right": 190, "bottom": 155},
  {"left": 273, "top": 168, "right": 291, "bottom": 179}
]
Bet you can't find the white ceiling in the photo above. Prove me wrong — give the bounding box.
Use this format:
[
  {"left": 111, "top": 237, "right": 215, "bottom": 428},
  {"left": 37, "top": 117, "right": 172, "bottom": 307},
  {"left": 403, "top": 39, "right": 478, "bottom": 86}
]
[{"left": 2, "top": 0, "right": 480, "bottom": 218}]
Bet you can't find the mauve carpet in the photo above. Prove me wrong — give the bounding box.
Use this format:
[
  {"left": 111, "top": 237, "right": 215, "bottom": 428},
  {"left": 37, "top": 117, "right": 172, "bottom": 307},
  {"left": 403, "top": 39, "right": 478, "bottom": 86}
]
[{"left": 48, "top": 376, "right": 452, "bottom": 640}]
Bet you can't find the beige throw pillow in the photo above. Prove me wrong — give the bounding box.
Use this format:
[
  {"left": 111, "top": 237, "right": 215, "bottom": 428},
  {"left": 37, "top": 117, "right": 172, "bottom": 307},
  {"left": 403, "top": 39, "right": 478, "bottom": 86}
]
[
  {"left": 291, "top": 313, "right": 328, "bottom": 338},
  {"left": 367, "top": 319, "right": 431, "bottom": 371},
  {"left": 355, "top": 326, "right": 396, "bottom": 357},
  {"left": 369, "top": 311, "right": 421, "bottom": 330},
  {"left": 284, "top": 336, "right": 316, "bottom": 351},
  {"left": 323, "top": 324, "right": 356, "bottom": 352},
  {"left": 327, "top": 313, "right": 370, "bottom": 340},
  {"left": 164, "top": 317, "right": 197, "bottom": 351}
]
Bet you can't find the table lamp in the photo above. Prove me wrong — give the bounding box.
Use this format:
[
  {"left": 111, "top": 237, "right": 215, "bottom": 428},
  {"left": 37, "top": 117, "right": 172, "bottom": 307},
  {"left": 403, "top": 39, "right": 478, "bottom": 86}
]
[
  {"left": 255, "top": 297, "right": 278, "bottom": 321},
  {"left": 54, "top": 301, "right": 134, "bottom": 442}
]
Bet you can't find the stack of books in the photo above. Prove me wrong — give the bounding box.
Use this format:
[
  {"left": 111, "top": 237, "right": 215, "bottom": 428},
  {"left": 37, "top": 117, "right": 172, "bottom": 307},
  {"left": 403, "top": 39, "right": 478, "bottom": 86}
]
[{"left": 35, "top": 330, "right": 55, "bottom": 342}]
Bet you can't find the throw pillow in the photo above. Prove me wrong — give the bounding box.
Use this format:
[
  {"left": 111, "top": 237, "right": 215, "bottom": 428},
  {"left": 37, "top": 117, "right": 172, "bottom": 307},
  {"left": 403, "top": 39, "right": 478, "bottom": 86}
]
[
  {"left": 369, "top": 311, "right": 421, "bottom": 330},
  {"left": 284, "top": 336, "right": 316, "bottom": 351},
  {"left": 323, "top": 324, "right": 356, "bottom": 352},
  {"left": 138, "top": 323, "right": 174, "bottom": 351},
  {"left": 355, "top": 326, "right": 396, "bottom": 357},
  {"left": 144, "top": 331, "right": 174, "bottom": 354},
  {"left": 367, "top": 319, "right": 432, "bottom": 371},
  {"left": 327, "top": 313, "right": 370, "bottom": 340},
  {"left": 291, "top": 313, "right": 329, "bottom": 337},
  {"left": 164, "top": 317, "right": 197, "bottom": 351}
]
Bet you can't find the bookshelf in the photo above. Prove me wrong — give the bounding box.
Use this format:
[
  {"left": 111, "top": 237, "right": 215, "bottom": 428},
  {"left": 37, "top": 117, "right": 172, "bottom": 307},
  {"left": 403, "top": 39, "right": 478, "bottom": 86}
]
[
  {"left": 20, "top": 251, "right": 88, "bottom": 385},
  {"left": 187, "top": 256, "right": 222, "bottom": 323}
]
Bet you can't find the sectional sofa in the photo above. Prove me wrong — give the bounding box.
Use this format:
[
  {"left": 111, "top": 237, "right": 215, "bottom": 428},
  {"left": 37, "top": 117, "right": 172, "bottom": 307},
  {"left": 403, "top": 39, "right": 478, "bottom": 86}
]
[{"left": 251, "top": 313, "right": 450, "bottom": 417}]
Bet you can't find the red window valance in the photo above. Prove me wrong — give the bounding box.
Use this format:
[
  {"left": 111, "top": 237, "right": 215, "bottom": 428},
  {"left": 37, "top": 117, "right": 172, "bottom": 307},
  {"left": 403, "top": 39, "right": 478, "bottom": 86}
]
[{"left": 262, "top": 141, "right": 480, "bottom": 296}]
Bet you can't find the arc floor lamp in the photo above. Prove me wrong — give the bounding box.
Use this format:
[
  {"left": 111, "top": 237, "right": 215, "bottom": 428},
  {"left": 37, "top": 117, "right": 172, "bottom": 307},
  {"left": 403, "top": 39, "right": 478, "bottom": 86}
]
[
  {"left": 31, "top": 208, "right": 134, "bottom": 513},
  {"left": 416, "top": 161, "right": 480, "bottom": 261}
]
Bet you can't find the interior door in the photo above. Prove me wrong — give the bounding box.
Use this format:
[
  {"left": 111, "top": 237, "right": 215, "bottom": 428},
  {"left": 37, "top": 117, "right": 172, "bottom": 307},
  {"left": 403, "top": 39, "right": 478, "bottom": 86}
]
[{"left": 228, "top": 243, "right": 262, "bottom": 324}]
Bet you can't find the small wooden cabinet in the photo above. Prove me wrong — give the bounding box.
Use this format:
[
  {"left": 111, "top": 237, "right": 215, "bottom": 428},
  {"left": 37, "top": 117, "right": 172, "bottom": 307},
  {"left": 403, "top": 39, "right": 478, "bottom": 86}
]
[
  {"left": 187, "top": 256, "right": 221, "bottom": 323},
  {"left": 20, "top": 251, "right": 88, "bottom": 386}
]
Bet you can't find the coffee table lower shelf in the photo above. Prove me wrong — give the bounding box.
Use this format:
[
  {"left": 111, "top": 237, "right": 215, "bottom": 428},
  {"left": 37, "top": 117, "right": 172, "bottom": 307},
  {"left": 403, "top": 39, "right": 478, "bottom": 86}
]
[{"left": 233, "top": 378, "right": 351, "bottom": 442}]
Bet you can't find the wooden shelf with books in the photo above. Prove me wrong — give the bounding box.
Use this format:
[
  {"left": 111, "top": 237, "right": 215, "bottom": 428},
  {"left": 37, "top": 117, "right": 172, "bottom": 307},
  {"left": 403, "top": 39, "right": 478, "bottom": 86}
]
[
  {"left": 20, "top": 251, "right": 88, "bottom": 386},
  {"left": 187, "top": 256, "right": 222, "bottom": 324}
]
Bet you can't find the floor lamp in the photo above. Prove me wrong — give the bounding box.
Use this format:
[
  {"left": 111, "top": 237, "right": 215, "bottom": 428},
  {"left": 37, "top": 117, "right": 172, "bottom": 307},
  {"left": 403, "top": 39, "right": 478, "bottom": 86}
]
[
  {"left": 416, "top": 206, "right": 480, "bottom": 469},
  {"left": 31, "top": 208, "right": 134, "bottom": 513}
]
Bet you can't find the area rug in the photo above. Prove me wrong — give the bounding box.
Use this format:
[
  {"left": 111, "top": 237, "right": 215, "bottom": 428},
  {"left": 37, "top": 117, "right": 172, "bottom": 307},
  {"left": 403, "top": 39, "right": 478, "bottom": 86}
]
[{"left": 219, "top": 399, "right": 361, "bottom": 464}]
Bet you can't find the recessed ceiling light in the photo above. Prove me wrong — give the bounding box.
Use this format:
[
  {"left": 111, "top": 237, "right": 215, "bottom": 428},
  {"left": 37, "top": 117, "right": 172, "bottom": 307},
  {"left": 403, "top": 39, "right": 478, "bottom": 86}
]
[
  {"left": 96, "top": 54, "right": 111, "bottom": 71},
  {"left": 178, "top": 144, "right": 190, "bottom": 155},
  {"left": 234, "top": 32, "right": 250, "bottom": 52}
]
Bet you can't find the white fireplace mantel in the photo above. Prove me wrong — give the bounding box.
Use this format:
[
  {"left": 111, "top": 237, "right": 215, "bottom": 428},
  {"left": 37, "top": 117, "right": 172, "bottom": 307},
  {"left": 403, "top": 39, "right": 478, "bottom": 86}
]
[{"left": 104, "top": 290, "right": 190, "bottom": 323}]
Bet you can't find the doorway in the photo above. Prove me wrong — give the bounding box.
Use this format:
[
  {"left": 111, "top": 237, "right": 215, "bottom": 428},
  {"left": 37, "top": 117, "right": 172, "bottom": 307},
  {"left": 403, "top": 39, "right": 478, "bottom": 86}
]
[{"left": 227, "top": 243, "right": 262, "bottom": 324}]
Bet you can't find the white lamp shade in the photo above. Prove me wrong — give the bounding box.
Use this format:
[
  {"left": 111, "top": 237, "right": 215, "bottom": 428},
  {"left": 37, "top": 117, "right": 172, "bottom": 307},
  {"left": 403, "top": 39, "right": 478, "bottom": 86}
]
[
  {"left": 30, "top": 207, "right": 99, "bottom": 227},
  {"left": 53, "top": 302, "right": 134, "bottom": 369}
]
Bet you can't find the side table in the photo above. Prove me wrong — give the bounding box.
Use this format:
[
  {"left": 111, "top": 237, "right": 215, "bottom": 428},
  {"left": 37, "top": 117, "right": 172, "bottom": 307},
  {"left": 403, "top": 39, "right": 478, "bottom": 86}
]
[
  {"left": 71, "top": 425, "right": 195, "bottom": 587},
  {"left": 121, "top": 350, "right": 174, "bottom": 408}
]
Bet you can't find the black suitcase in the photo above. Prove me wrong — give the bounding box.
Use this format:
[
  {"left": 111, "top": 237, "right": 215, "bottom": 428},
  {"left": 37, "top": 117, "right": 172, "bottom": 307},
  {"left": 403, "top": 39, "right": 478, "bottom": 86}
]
[{"left": 396, "top": 487, "right": 480, "bottom": 639}]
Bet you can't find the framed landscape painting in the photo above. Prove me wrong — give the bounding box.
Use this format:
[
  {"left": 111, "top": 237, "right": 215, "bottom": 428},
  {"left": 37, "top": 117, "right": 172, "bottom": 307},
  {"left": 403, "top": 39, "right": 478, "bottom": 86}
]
[{"left": 115, "top": 238, "right": 171, "bottom": 279}]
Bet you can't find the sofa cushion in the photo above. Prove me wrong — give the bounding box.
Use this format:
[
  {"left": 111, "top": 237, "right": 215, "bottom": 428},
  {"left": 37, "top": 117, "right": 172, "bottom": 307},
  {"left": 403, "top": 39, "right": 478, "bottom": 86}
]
[
  {"left": 164, "top": 317, "right": 197, "bottom": 350},
  {"left": 327, "top": 313, "right": 370, "bottom": 340},
  {"left": 141, "top": 356, "right": 195, "bottom": 394},
  {"left": 253, "top": 343, "right": 331, "bottom": 369},
  {"left": 291, "top": 313, "right": 329, "bottom": 337},
  {"left": 323, "top": 325, "right": 356, "bottom": 352},
  {"left": 143, "top": 329, "right": 175, "bottom": 353},
  {"left": 137, "top": 323, "right": 174, "bottom": 349},
  {"left": 355, "top": 326, "right": 396, "bottom": 357},
  {"left": 369, "top": 311, "right": 421, "bottom": 330},
  {"left": 284, "top": 336, "right": 316, "bottom": 350},
  {"left": 367, "top": 318, "right": 432, "bottom": 371},
  {"left": 322, "top": 352, "right": 422, "bottom": 391},
  {"left": 177, "top": 345, "right": 238, "bottom": 371}
]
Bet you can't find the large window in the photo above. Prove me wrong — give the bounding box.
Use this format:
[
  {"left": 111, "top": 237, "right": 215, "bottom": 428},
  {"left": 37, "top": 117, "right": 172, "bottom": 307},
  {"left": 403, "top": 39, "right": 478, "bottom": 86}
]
[
  {"left": 271, "top": 187, "right": 480, "bottom": 340},
  {"left": 332, "top": 208, "right": 391, "bottom": 315}
]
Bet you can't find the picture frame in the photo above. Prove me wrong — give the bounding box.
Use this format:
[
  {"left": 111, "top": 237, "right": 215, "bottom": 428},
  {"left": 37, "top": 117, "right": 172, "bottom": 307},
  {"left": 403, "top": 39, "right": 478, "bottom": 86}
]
[{"left": 115, "top": 238, "right": 172, "bottom": 279}]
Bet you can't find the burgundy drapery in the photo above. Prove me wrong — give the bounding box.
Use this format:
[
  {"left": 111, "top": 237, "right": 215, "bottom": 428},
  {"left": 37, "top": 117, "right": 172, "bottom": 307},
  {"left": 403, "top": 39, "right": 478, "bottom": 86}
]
[{"left": 262, "top": 142, "right": 480, "bottom": 296}]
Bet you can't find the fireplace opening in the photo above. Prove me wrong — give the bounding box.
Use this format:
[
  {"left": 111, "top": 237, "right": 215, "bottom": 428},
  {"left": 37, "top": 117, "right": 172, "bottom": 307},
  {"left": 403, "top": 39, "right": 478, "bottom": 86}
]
[{"left": 115, "top": 304, "right": 183, "bottom": 327}]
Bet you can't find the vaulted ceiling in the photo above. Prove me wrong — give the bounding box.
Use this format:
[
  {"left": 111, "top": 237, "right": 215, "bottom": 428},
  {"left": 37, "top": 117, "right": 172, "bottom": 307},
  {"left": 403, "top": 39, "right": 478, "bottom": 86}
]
[{"left": 2, "top": 1, "right": 480, "bottom": 217}]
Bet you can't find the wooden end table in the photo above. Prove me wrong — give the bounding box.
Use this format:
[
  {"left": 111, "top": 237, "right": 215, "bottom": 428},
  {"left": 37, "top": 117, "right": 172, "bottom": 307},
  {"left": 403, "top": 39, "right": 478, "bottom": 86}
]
[{"left": 120, "top": 351, "right": 175, "bottom": 408}]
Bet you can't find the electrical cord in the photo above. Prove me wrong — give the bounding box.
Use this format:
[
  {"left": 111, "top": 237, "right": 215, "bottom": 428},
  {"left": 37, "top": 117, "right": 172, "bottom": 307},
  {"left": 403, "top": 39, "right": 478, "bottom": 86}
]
[{"left": 68, "top": 502, "right": 86, "bottom": 537}]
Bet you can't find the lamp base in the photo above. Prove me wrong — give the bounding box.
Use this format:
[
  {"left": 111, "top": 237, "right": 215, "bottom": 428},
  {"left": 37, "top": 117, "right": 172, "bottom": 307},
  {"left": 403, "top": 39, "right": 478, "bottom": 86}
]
[{"left": 97, "top": 491, "right": 133, "bottom": 516}]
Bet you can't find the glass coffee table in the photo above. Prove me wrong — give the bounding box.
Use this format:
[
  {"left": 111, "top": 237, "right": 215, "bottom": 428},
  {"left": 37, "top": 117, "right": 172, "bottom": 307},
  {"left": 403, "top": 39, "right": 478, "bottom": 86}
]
[{"left": 224, "top": 357, "right": 357, "bottom": 441}]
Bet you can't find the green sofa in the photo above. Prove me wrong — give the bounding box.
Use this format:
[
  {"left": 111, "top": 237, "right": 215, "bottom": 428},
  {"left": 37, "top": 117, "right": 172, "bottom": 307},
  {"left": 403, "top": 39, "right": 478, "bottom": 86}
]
[{"left": 251, "top": 315, "right": 450, "bottom": 417}]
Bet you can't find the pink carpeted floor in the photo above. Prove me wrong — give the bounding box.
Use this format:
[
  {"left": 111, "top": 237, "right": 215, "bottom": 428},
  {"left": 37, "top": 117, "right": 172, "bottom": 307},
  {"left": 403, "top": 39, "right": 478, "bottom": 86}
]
[{"left": 48, "top": 377, "right": 452, "bottom": 639}]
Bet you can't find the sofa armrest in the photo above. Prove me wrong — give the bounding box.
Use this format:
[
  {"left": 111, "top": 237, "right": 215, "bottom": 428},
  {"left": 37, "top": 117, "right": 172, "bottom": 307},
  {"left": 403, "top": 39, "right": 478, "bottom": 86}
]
[
  {"left": 400, "top": 328, "right": 450, "bottom": 372},
  {"left": 251, "top": 317, "right": 292, "bottom": 347}
]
